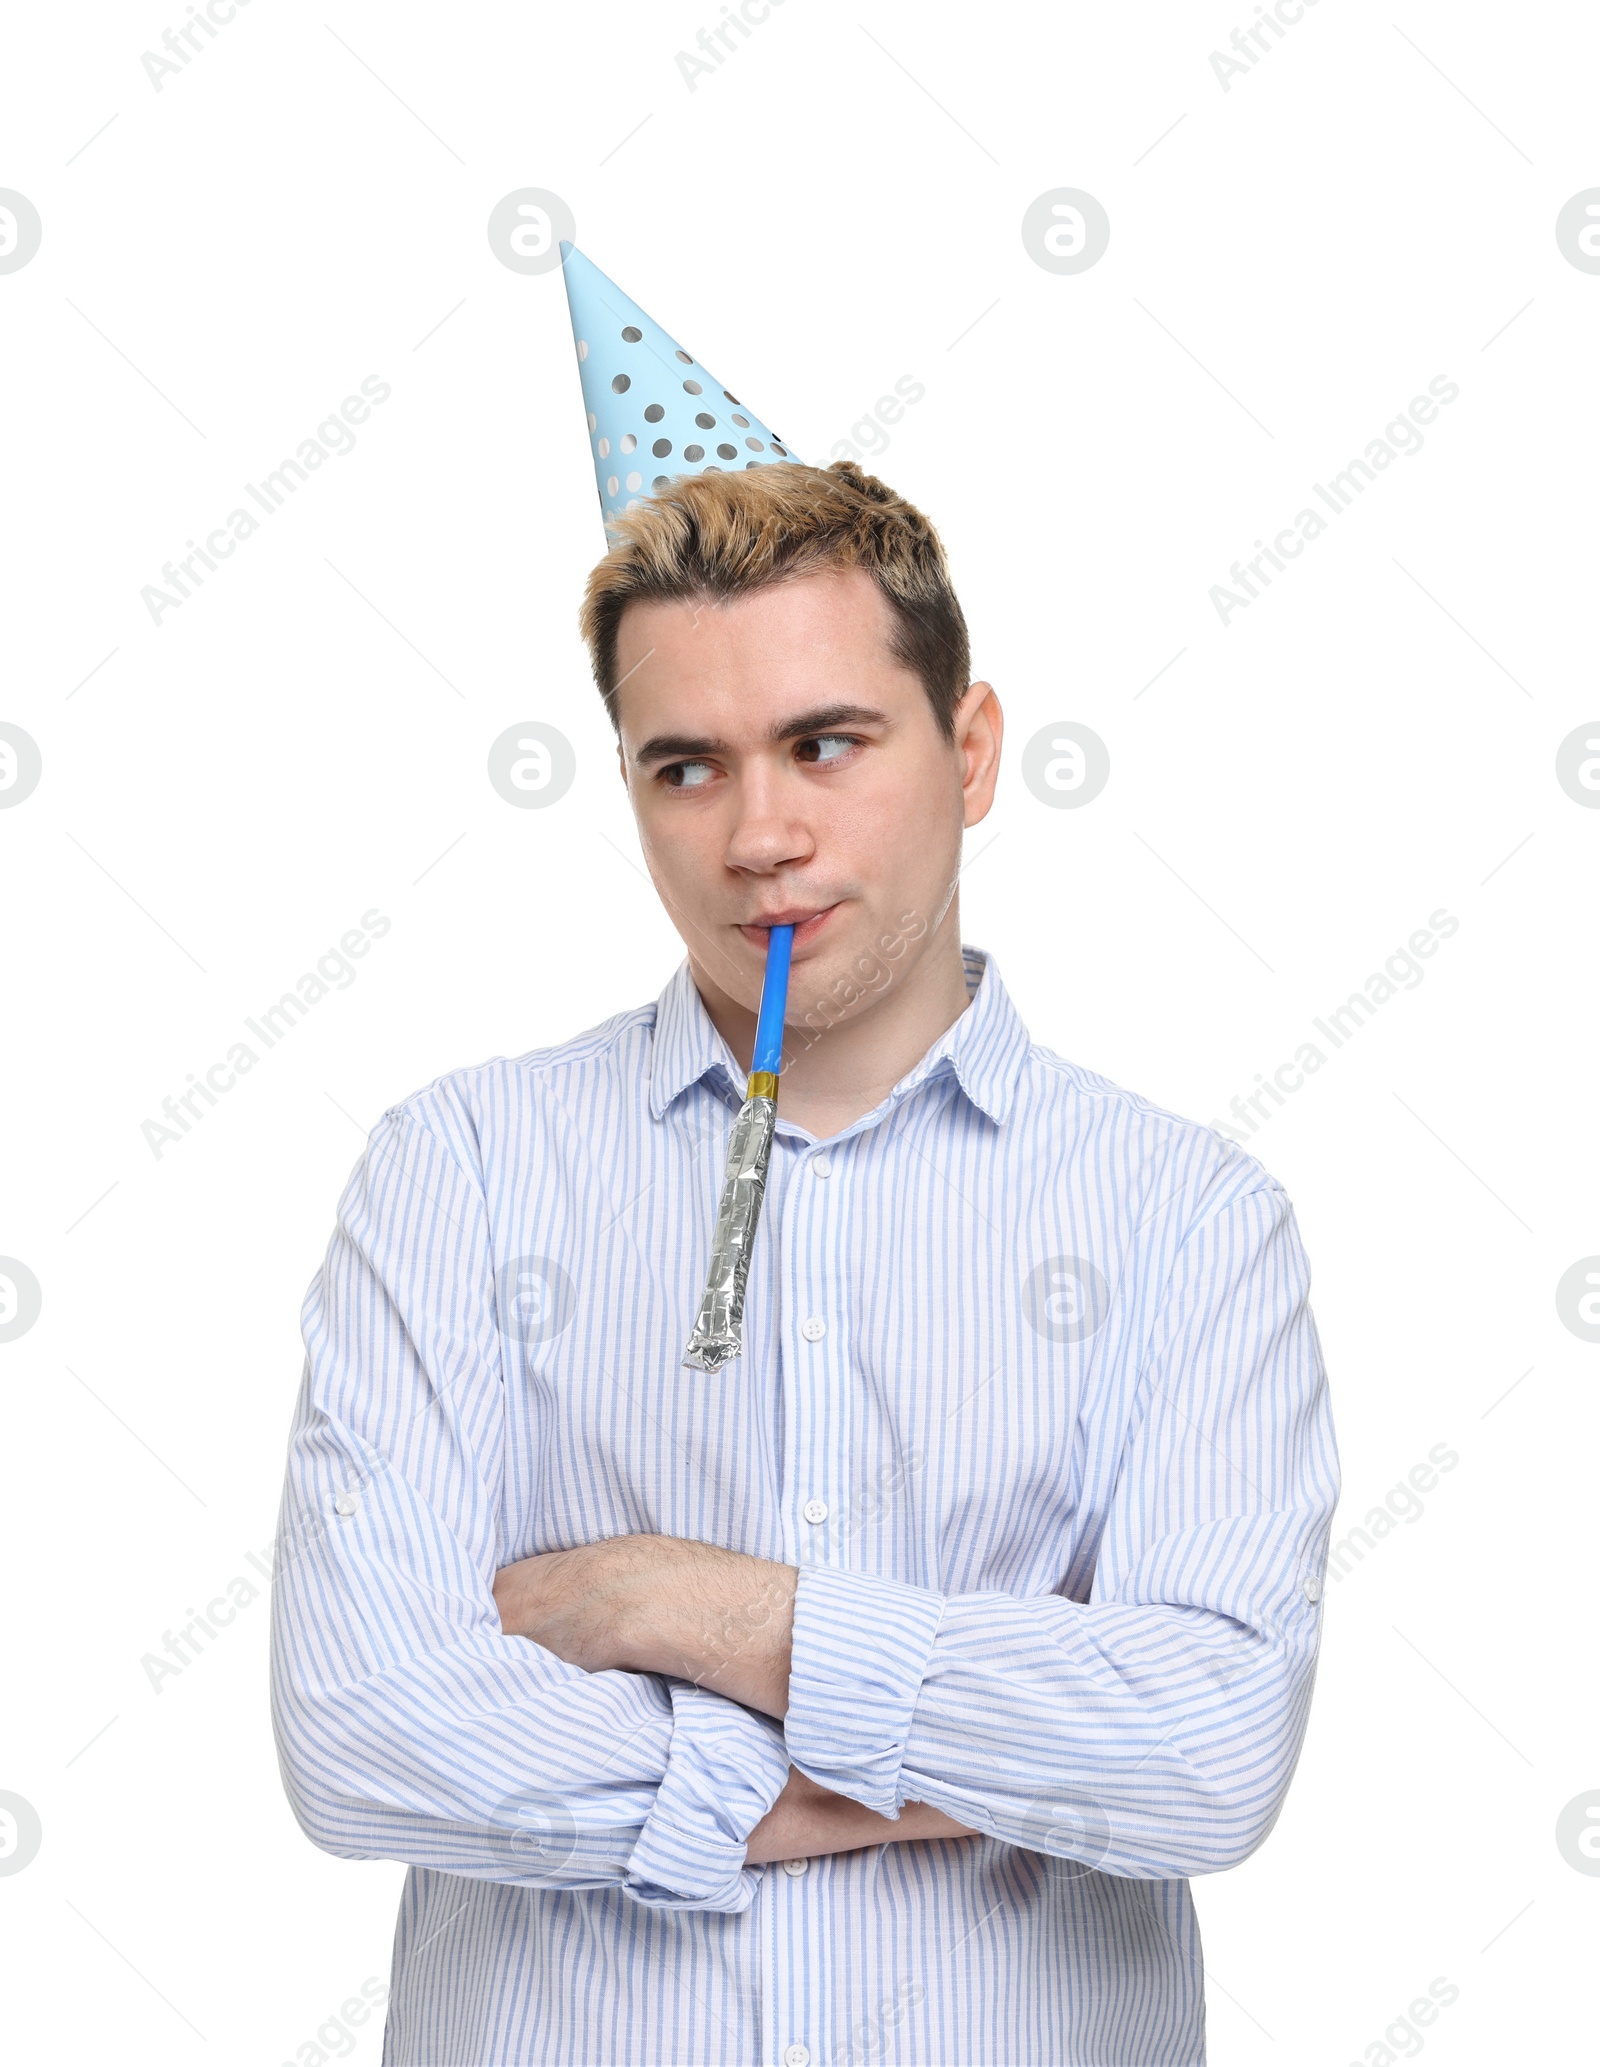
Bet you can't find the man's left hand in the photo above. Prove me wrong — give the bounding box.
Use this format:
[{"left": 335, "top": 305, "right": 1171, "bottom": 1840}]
[{"left": 493, "top": 1534, "right": 797, "bottom": 1717}]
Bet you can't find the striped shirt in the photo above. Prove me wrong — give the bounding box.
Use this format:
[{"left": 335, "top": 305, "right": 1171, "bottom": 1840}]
[{"left": 270, "top": 946, "right": 1340, "bottom": 2067}]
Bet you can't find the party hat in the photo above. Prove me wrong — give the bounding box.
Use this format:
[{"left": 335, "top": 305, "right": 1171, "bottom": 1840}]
[{"left": 559, "top": 242, "right": 800, "bottom": 526}]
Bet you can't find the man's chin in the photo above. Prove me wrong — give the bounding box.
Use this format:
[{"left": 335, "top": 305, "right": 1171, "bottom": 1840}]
[{"left": 782, "top": 911, "right": 928, "bottom": 1033}]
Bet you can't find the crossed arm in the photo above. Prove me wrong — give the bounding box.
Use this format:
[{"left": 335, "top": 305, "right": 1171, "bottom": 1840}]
[
  {"left": 275, "top": 1106, "right": 1337, "bottom": 1908},
  {"left": 492, "top": 1533, "right": 977, "bottom": 1865}
]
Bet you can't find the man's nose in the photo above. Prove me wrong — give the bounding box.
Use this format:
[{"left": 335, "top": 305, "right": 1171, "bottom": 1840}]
[{"left": 722, "top": 765, "right": 816, "bottom": 876}]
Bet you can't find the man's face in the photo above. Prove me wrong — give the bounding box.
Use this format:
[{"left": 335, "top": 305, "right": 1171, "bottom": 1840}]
[{"left": 613, "top": 566, "right": 1001, "bottom": 1030}]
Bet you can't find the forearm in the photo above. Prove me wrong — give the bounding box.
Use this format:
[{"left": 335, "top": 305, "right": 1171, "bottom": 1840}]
[
  {"left": 492, "top": 1539, "right": 979, "bottom": 1863},
  {"left": 494, "top": 1534, "right": 798, "bottom": 1718},
  {"left": 784, "top": 1561, "right": 1325, "bottom": 1879},
  {"left": 633, "top": 1542, "right": 796, "bottom": 1717},
  {"left": 742, "top": 1767, "right": 977, "bottom": 1866},
  {"left": 273, "top": 1440, "right": 790, "bottom": 1912}
]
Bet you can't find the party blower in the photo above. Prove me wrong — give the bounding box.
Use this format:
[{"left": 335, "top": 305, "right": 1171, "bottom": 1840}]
[{"left": 682, "top": 924, "right": 794, "bottom": 1371}]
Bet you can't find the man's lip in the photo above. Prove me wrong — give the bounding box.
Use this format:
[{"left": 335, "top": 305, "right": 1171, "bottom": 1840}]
[
  {"left": 736, "top": 903, "right": 841, "bottom": 947},
  {"left": 742, "top": 905, "right": 837, "bottom": 929}
]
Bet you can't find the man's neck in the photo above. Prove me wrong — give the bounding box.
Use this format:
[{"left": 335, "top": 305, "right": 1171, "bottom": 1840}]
[{"left": 692, "top": 906, "right": 974, "bottom": 1140}]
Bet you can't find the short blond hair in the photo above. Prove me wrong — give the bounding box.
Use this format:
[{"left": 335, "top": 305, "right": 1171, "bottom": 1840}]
[{"left": 577, "top": 460, "right": 970, "bottom": 738}]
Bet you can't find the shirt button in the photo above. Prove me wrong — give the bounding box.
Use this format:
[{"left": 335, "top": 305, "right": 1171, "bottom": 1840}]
[
  {"left": 802, "top": 1498, "right": 829, "bottom": 1525},
  {"left": 1303, "top": 1575, "right": 1321, "bottom": 1603},
  {"left": 780, "top": 1856, "right": 809, "bottom": 1877},
  {"left": 783, "top": 2047, "right": 811, "bottom": 2067},
  {"left": 334, "top": 1491, "right": 360, "bottom": 1517},
  {"left": 801, "top": 1316, "right": 826, "bottom": 1342},
  {"left": 809, "top": 1153, "right": 831, "bottom": 1177}
]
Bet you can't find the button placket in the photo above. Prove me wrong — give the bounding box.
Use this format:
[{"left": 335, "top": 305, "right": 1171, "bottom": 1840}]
[
  {"left": 770, "top": 1138, "right": 844, "bottom": 2067},
  {"left": 783, "top": 1134, "right": 842, "bottom": 1568}
]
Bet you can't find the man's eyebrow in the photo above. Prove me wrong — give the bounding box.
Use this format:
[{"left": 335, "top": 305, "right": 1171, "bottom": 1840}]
[
  {"left": 632, "top": 729, "right": 729, "bottom": 766},
  {"left": 632, "top": 704, "right": 890, "bottom": 765},
  {"left": 768, "top": 702, "right": 889, "bottom": 743}
]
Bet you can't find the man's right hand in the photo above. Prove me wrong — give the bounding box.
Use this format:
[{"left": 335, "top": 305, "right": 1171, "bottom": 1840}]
[{"left": 743, "top": 1766, "right": 978, "bottom": 1866}]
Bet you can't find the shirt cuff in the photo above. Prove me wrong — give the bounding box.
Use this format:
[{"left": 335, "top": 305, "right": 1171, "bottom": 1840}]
[
  {"left": 623, "top": 1680, "right": 790, "bottom": 1913},
  {"left": 783, "top": 1564, "right": 946, "bottom": 1817}
]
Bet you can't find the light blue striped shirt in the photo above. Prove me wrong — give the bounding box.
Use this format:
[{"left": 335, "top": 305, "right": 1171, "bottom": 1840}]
[{"left": 270, "top": 947, "right": 1339, "bottom": 2067}]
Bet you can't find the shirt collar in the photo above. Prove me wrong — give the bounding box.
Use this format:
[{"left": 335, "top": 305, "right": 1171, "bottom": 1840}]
[{"left": 648, "top": 943, "right": 1032, "bottom": 1127}]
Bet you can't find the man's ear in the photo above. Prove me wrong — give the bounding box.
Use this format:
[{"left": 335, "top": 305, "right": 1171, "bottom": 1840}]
[
  {"left": 955, "top": 680, "right": 1003, "bottom": 828},
  {"left": 616, "top": 740, "right": 628, "bottom": 788}
]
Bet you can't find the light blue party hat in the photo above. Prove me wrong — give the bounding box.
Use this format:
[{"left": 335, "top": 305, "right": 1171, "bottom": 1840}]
[{"left": 560, "top": 242, "right": 799, "bottom": 526}]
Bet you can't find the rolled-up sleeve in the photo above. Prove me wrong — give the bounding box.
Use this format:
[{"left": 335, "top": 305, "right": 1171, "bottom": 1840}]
[
  {"left": 269, "top": 1100, "right": 788, "bottom": 1914},
  {"left": 783, "top": 1180, "right": 1340, "bottom": 1880}
]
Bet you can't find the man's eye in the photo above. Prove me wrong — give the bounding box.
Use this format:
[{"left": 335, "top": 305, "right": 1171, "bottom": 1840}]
[
  {"left": 662, "top": 760, "right": 716, "bottom": 789},
  {"left": 797, "top": 734, "right": 858, "bottom": 765}
]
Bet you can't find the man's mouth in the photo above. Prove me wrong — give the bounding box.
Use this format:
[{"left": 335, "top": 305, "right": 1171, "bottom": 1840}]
[{"left": 737, "top": 904, "right": 840, "bottom": 952}]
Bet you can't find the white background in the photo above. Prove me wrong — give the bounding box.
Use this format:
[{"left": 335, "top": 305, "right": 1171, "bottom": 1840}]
[{"left": 2, "top": 2, "right": 1596, "bottom": 2061}]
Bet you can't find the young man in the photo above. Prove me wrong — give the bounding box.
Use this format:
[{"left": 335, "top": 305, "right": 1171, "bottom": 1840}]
[{"left": 271, "top": 457, "right": 1339, "bottom": 2067}]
